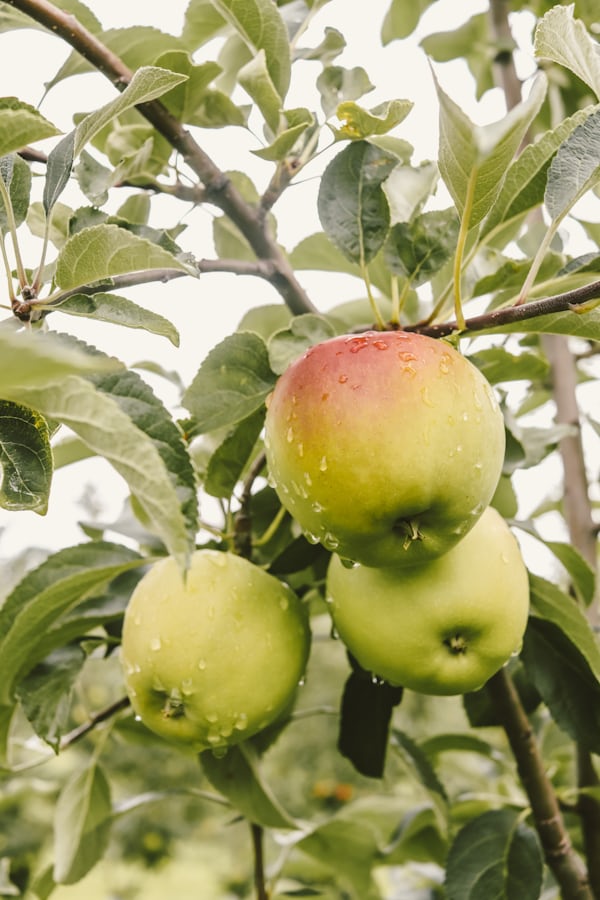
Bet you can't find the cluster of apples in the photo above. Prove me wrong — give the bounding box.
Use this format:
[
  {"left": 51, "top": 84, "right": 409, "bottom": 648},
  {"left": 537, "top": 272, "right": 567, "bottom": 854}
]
[
  {"left": 264, "top": 330, "right": 530, "bottom": 696},
  {"left": 120, "top": 329, "right": 530, "bottom": 756}
]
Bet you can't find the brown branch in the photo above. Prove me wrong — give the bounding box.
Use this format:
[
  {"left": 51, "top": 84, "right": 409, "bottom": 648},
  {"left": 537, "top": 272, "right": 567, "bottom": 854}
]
[
  {"left": 487, "top": 669, "right": 593, "bottom": 899},
  {"left": 59, "top": 696, "right": 130, "bottom": 750},
  {"left": 6, "top": 0, "right": 316, "bottom": 317},
  {"left": 406, "top": 279, "right": 600, "bottom": 338}
]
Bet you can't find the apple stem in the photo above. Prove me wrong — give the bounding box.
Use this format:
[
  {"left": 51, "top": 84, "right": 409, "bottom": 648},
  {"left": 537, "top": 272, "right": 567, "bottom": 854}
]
[
  {"left": 250, "top": 822, "right": 269, "bottom": 900},
  {"left": 394, "top": 518, "right": 424, "bottom": 550}
]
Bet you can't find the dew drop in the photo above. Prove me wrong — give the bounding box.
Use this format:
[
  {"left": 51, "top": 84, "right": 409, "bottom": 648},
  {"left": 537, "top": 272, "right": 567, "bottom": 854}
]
[
  {"left": 420, "top": 387, "right": 434, "bottom": 408},
  {"left": 220, "top": 723, "right": 233, "bottom": 738},
  {"left": 267, "top": 471, "right": 277, "bottom": 489},
  {"left": 198, "top": 659, "right": 207, "bottom": 670},
  {"left": 211, "top": 745, "right": 228, "bottom": 759},
  {"left": 373, "top": 340, "right": 388, "bottom": 351},
  {"left": 133, "top": 614, "right": 142, "bottom": 627},
  {"left": 303, "top": 530, "right": 320, "bottom": 545},
  {"left": 312, "top": 501, "right": 324, "bottom": 513},
  {"left": 338, "top": 374, "right": 348, "bottom": 384},
  {"left": 207, "top": 733, "right": 222, "bottom": 746},
  {"left": 206, "top": 712, "right": 218, "bottom": 724},
  {"left": 286, "top": 426, "right": 294, "bottom": 443},
  {"left": 298, "top": 442, "right": 304, "bottom": 457},
  {"left": 134, "top": 714, "right": 142, "bottom": 722},
  {"left": 439, "top": 354, "right": 451, "bottom": 375},
  {"left": 181, "top": 678, "right": 194, "bottom": 696},
  {"left": 304, "top": 471, "right": 312, "bottom": 486},
  {"left": 209, "top": 551, "right": 227, "bottom": 567},
  {"left": 280, "top": 595, "right": 289, "bottom": 611},
  {"left": 234, "top": 713, "right": 248, "bottom": 731},
  {"left": 297, "top": 678, "right": 306, "bottom": 687},
  {"left": 322, "top": 531, "right": 340, "bottom": 550},
  {"left": 461, "top": 412, "right": 469, "bottom": 422},
  {"left": 319, "top": 455, "right": 328, "bottom": 472},
  {"left": 150, "top": 637, "right": 161, "bottom": 651},
  {"left": 473, "top": 462, "right": 483, "bottom": 472}
]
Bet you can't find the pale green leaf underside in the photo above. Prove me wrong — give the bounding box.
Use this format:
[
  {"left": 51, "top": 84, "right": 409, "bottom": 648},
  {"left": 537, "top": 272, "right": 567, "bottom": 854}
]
[
  {"left": 0, "top": 329, "right": 117, "bottom": 396},
  {"left": 74, "top": 65, "right": 188, "bottom": 158},
  {"left": 545, "top": 108, "right": 600, "bottom": 223},
  {"left": 0, "top": 99, "right": 60, "bottom": 157},
  {"left": 54, "top": 224, "right": 193, "bottom": 292},
  {"left": 211, "top": 0, "right": 291, "bottom": 100},
  {"left": 0, "top": 400, "right": 52, "bottom": 514},
  {"left": 436, "top": 72, "right": 547, "bottom": 228},
  {"left": 55, "top": 293, "right": 180, "bottom": 346},
  {"left": 534, "top": 4, "right": 600, "bottom": 101},
  {"left": 10, "top": 377, "right": 194, "bottom": 568}
]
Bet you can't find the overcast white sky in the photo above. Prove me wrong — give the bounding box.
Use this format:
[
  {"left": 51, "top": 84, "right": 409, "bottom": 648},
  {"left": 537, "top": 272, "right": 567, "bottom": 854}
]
[{"left": 0, "top": 1, "right": 583, "bottom": 573}]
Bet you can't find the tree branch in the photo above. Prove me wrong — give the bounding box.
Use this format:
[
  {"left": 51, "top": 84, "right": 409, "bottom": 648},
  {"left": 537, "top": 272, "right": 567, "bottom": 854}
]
[
  {"left": 7, "top": 0, "right": 316, "bottom": 316},
  {"left": 487, "top": 669, "right": 592, "bottom": 899},
  {"left": 59, "top": 696, "right": 130, "bottom": 750},
  {"left": 406, "top": 279, "right": 600, "bottom": 338}
]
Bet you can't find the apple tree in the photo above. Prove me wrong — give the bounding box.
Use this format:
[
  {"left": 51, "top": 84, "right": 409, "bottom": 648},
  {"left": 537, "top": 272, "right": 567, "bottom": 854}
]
[{"left": 0, "top": 1, "right": 600, "bottom": 897}]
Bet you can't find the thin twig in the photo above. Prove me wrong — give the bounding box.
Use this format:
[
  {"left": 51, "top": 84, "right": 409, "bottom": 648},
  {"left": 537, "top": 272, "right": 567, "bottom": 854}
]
[{"left": 59, "top": 696, "right": 130, "bottom": 750}]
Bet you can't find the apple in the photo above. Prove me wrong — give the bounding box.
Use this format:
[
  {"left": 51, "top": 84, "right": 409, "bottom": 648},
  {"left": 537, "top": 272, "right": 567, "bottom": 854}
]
[
  {"left": 326, "top": 506, "right": 529, "bottom": 695},
  {"left": 121, "top": 549, "right": 311, "bottom": 752},
  {"left": 264, "top": 330, "right": 505, "bottom": 568}
]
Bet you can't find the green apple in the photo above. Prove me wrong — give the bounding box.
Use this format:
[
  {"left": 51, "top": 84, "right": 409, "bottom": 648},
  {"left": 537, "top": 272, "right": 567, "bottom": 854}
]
[
  {"left": 121, "top": 550, "right": 311, "bottom": 752},
  {"left": 264, "top": 330, "right": 505, "bottom": 568},
  {"left": 326, "top": 507, "right": 529, "bottom": 695}
]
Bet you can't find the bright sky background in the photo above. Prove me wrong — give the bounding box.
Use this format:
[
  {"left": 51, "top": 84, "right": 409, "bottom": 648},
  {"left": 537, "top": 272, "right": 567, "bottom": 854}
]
[{"left": 0, "top": 1, "right": 586, "bottom": 577}]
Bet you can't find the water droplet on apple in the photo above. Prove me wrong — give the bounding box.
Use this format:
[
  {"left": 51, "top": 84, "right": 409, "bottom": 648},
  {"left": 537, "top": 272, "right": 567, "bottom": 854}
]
[
  {"left": 473, "top": 462, "right": 483, "bottom": 472},
  {"left": 461, "top": 412, "right": 469, "bottom": 422},
  {"left": 287, "top": 426, "right": 294, "bottom": 443},
  {"left": 209, "top": 551, "right": 227, "bottom": 567},
  {"left": 420, "top": 387, "right": 434, "bottom": 407},
  {"left": 338, "top": 374, "right": 348, "bottom": 384},
  {"left": 439, "top": 355, "right": 451, "bottom": 374},
  {"left": 303, "top": 530, "right": 320, "bottom": 544},
  {"left": 319, "top": 455, "right": 328, "bottom": 472},
  {"left": 297, "top": 678, "right": 306, "bottom": 687},
  {"left": 234, "top": 713, "right": 248, "bottom": 731},
  {"left": 133, "top": 614, "right": 142, "bottom": 626},
  {"left": 298, "top": 442, "right": 304, "bottom": 457},
  {"left": 473, "top": 393, "right": 483, "bottom": 411},
  {"left": 211, "top": 745, "right": 228, "bottom": 759},
  {"left": 330, "top": 623, "right": 339, "bottom": 640},
  {"left": 322, "top": 531, "right": 340, "bottom": 550},
  {"left": 181, "top": 678, "right": 194, "bottom": 696},
  {"left": 150, "top": 637, "right": 161, "bottom": 651},
  {"left": 206, "top": 712, "right": 218, "bottom": 724},
  {"left": 198, "top": 659, "right": 207, "bottom": 670},
  {"left": 134, "top": 714, "right": 142, "bottom": 722},
  {"left": 207, "top": 732, "right": 222, "bottom": 746},
  {"left": 280, "top": 595, "right": 289, "bottom": 611},
  {"left": 304, "top": 471, "right": 312, "bottom": 486},
  {"left": 267, "top": 471, "right": 277, "bottom": 489},
  {"left": 456, "top": 444, "right": 463, "bottom": 453},
  {"left": 373, "top": 340, "right": 388, "bottom": 351},
  {"left": 220, "top": 723, "right": 233, "bottom": 738}
]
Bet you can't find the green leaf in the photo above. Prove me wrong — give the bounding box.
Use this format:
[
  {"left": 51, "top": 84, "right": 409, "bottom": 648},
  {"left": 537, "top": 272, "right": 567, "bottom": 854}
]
[
  {"left": 421, "top": 13, "right": 495, "bottom": 101},
  {"left": 181, "top": 0, "right": 227, "bottom": 49},
  {"left": 46, "top": 27, "right": 188, "bottom": 89},
  {"left": 383, "top": 210, "right": 459, "bottom": 285},
  {"left": 381, "top": 0, "right": 431, "bottom": 43},
  {"left": 383, "top": 160, "right": 438, "bottom": 225},
  {"left": 544, "top": 108, "right": 600, "bottom": 224},
  {"left": 153, "top": 52, "right": 222, "bottom": 124},
  {"left": 468, "top": 347, "right": 550, "bottom": 385},
  {"left": 333, "top": 99, "right": 413, "bottom": 141},
  {"left": 435, "top": 72, "right": 546, "bottom": 228},
  {"left": 252, "top": 107, "right": 314, "bottom": 161},
  {"left": 54, "top": 762, "right": 112, "bottom": 884},
  {"left": 27, "top": 200, "right": 73, "bottom": 249},
  {"left": 16, "top": 644, "right": 86, "bottom": 752},
  {"left": 317, "top": 141, "right": 397, "bottom": 265},
  {"left": 183, "top": 332, "right": 276, "bottom": 433},
  {"left": 268, "top": 314, "right": 337, "bottom": 375},
  {"left": 211, "top": 0, "right": 291, "bottom": 100},
  {"left": 12, "top": 362, "right": 198, "bottom": 569},
  {"left": 317, "top": 65, "right": 374, "bottom": 117},
  {"left": 391, "top": 730, "right": 447, "bottom": 803},
  {"left": 481, "top": 105, "right": 598, "bottom": 240},
  {"left": 204, "top": 408, "right": 265, "bottom": 498},
  {"left": 200, "top": 742, "right": 299, "bottom": 829},
  {"left": 296, "top": 815, "right": 383, "bottom": 897},
  {"left": 528, "top": 574, "right": 600, "bottom": 680},
  {"left": 54, "top": 224, "right": 193, "bottom": 292},
  {"left": 54, "top": 293, "right": 180, "bottom": 346},
  {"left": 445, "top": 809, "right": 543, "bottom": 900},
  {"left": 0, "top": 329, "right": 117, "bottom": 396},
  {"left": 238, "top": 48, "right": 283, "bottom": 132},
  {"left": 0, "top": 153, "right": 31, "bottom": 230},
  {"left": 0, "top": 400, "right": 52, "bottom": 514},
  {"left": 338, "top": 660, "right": 403, "bottom": 778},
  {"left": 521, "top": 615, "right": 600, "bottom": 753},
  {"left": 534, "top": 4, "right": 600, "bottom": 100},
  {"left": 74, "top": 65, "right": 188, "bottom": 159},
  {"left": 0, "top": 97, "right": 60, "bottom": 157},
  {"left": 0, "top": 542, "right": 144, "bottom": 711}
]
